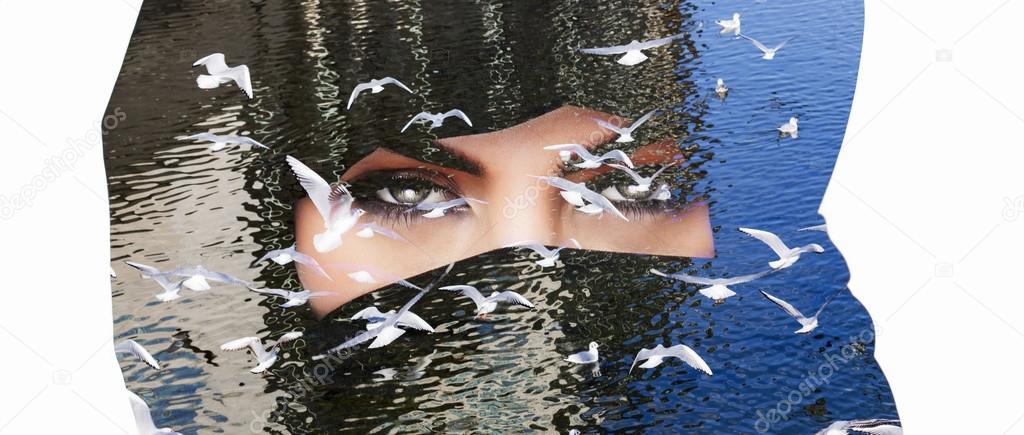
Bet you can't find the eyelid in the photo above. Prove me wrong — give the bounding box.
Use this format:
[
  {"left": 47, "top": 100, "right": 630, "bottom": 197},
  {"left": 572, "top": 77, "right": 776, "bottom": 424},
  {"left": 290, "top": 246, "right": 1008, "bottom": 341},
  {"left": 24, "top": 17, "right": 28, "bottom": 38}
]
[{"left": 349, "top": 167, "right": 462, "bottom": 194}]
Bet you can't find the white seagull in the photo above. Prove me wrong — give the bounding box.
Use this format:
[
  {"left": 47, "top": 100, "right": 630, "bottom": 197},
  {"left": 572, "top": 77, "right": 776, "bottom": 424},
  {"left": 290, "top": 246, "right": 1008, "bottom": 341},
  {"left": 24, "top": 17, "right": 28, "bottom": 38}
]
[
  {"left": 115, "top": 339, "right": 160, "bottom": 370},
  {"left": 124, "top": 261, "right": 188, "bottom": 302},
  {"left": 155, "top": 266, "right": 250, "bottom": 291},
  {"left": 532, "top": 176, "right": 629, "bottom": 221},
  {"left": 607, "top": 161, "right": 680, "bottom": 193},
  {"left": 220, "top": 331, "right": 303, "bottom": 373},
  {"left": 506, "top": 239, "right": 582, "bottom": 267},
  {"left": 565, "top": 342, "right": 599, "bottom": 364},
  {"left": 412, "top": 197, "right": 486, "bottom": 218},
  {"left": 740, "top": 34, "right": 793, "bottom": 60},
  {"left": 313, "top": 264, "right": 454, "bottom": 358},
  {"left": 350, "top": 306, "right": 435, "bottom": 334},
  {"left": 128, "top": 390, "right": 182, "bottom": 435},
  {"left": 629, "top": 344, "right": 713, "bottom": 375},
  {"left": 715, "top": 78, "right": 729, "bottom": 98},
  {"left": 347, "top": 77, "right": 413, "bottom": 110},
  {"left": 799, "top": 223, "right": 828, "bottom": 232},
  {"left": 401, "top": 109, "right": 472, "bottom": 132},
  {"left": 715, "top": 13, "right": 741, "bottom": 35},
  {"left": 739, "top": 227, "right": 824, "bottom": 269},
  {"left": 286, "top": 155, "right": 366, "bottom": 253},
  {"left": 248, "top": 286, "right": 332, "bottom": 308},
  {"left": 439, "top": 285, "right": 535, "bottom": 318},
  {"left": 255, "top": 245, "right": 329, "bottom": 279},
  {"left": 815, "top": 419, "right": 902, "bottom": 435},
  {"left": 594, "top": 109, "right": 657, "bottom": 143},
  {"left": 778, "top": 116, "right": 799, "bottom": 138},
  {"left": 760, "top": 288, "right": 842, "bottom": 334},
  {"left": 178, "top": 132, "right": 268, "bottom": 152},
  {"left": 650, "top": 268, "right": 772, "bottom": 300},
  {"left": 193, "top": 53, "right": 253, "bottom": 98},
  {"left": 579, "top": 33, "right": 685, "bottom": 66},
  {"left": 543, "top": 144, "right": 634, "bottom": 169}
]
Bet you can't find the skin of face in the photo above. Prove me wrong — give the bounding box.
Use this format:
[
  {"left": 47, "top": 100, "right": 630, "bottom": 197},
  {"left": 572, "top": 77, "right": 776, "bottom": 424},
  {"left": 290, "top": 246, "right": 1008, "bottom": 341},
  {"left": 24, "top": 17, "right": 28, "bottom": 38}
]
[{"left": 294, "top": 105, "right": 714, "bottom": 317}]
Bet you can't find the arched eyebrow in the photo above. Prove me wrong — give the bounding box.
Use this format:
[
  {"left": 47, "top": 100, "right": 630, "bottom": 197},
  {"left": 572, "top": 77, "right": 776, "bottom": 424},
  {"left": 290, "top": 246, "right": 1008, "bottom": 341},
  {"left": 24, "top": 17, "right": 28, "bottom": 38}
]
[{"left": 340, "top": 142, "right": 484, "bottom": 182}]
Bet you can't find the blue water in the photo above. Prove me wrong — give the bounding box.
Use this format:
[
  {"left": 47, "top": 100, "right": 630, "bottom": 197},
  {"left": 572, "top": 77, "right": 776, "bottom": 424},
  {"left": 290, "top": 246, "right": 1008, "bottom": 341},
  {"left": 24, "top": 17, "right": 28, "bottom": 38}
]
[{"left": 105, "top": 0, "right": 897, "bottom": 433}]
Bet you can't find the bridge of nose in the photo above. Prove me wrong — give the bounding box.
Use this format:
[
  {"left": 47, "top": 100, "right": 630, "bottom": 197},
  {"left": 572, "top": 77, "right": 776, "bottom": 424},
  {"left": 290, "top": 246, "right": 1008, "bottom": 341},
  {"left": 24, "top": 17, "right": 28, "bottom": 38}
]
[{"left": 438, "top": 106, "right": 620, "bottom": 248}]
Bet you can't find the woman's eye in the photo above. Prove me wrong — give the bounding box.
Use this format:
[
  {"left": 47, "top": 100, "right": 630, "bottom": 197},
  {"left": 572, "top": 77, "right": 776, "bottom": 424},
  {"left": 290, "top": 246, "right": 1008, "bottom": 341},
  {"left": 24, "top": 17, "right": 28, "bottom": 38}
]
[{"left": 375, "top": 186, "right": 449, "bottom": 205}]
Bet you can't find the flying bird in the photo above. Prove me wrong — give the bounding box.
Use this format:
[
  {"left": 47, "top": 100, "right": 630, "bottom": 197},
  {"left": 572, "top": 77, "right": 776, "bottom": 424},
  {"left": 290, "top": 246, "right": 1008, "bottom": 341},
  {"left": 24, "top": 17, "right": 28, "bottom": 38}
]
[
  {"left": 153, "top": 266, "right": 250, "bottom": 291},
  {"left": 220, "top": 331, "right": 303, "bottom": 373},
  {"left": 124, "top": 261, "right": 188, "bottom": 302},
  {"left": 178, "top": 132, "right": 267, "bottom": 152},
  {"left": 594, "top": 109, "right": 657, "bottom": 143},
  {"left": 286, "top": 155, "right": 366, "bottom": 253},
  {"left": 506, "top": 239, "right": 581, "bottom": 267},
  {"left": 401, "top": 109, "right": 472, "bottom": 132},
  {"left": 778, "top": 117, "right": 799, "bottom": 138},
  {"left": 128, "top": 390, "right": 182, "bottom": 435},
  {"left": 350, "top": 306, "right": 435, "bottom": 334},
  {"left": 248, "top": 286, "right": 332, "bottom": 308},
  {"left": 629, "top": 344, "right": 713, "bottom": 376},
  {"left": 760, "top": 288, "right": 843, "bottom": 334},
  {"left": 313, "top": 264, "right": 454, "bottom": 358},
  {"left": 606, "top": 161, "right": 680, "bottom": 193},
  {"left": 347, "top": 77, "right": 413, "bottom": 109},
  {"left": 115, "top": 339, "right": 160, "bottom": 370},
  {"left": 815, "top": 419, "right": 902, "bottom": 435},
  {"left": 565, "top": 342, "right": 600, "bottom": 364},
  {"left": 543, "top": 144, "right": 634, "bottom": 169},
  {"left": 650, "top": 268, "right": 772, "bottom": 300},
  {"left": 579, "top": 33, "right": 685, "bottom": 66},
  {"left": 193, "top": 53, "right": 253, "bottom": 98},
  {"left": 439, "top": 285, "right": 535, "bottom": 318},
  {"left": 715, "top": 13, "right": 741, "bottom": 35},
  {"left": 532, "top": 176, "right": 629, "bottom": 221},
  {"left": 255, "top": 245, "right": 329, "bottom": 279},
  {"left": 739, "top": 227, "right": 824, "bottom": 269},
  {"left": 739, "top": 34, "right": 793, "bottom": 60}
]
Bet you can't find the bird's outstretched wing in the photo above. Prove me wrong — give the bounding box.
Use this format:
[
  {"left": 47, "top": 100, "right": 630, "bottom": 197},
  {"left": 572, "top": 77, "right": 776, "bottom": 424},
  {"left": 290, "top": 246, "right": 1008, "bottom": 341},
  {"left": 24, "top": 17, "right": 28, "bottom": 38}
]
[
  {"left": 401, "top": 112, "right": 432, "bottom": 132},
  {"left": 115, "top": 340, "right": 160, "bottom": 370},
  {"left": 738, "top": 227, "right": 791, "bottom": 256},
  {"left": 629, "top": 109, "right": 657, "bottom": 130},
  {"left": 579, "top": 44, "right": 631, "bottom": 55},
  {"left": 739, "top": 34, "right": 770, "bottom": 53},
  {"left": 634, "top": 33, "right": 686, "bottom": 50},
  {"left": 232, "top": 65, "right": 253, "bottom": 98},
  {"left": 443, "top": 109, "right": 473, "bottom": 127},
  {"left": 493, "top": 291, "right": 535, "bottom": 309},
  {"left": 664, "top": 344, "right": 713, "bottom": 375},
  {"left": 234, "top": 135, "right": 267, "bottom": 149},
  {"left": 193, "top": 53, "right": 229, "bottom": 74},
  {"left": 440, "top": 285, "right": 487, "bottom": 307},
  {"left": 347, "top": 82, "right": 373, "bottom": 109},
  {"left": 760, "top": 290, "right": 808, "bottom": 321},
  {"left": 379, "top": 77, "right": 413, "bottom": 93},
  {"left": 505, "top": 240, "right": 556, "bottom": 257},
  {"left": 286, "top": 155, "right": 333, "bottom": 223},
  {"left": 220, "top": 337, "right": 268, "bottom": 360}
]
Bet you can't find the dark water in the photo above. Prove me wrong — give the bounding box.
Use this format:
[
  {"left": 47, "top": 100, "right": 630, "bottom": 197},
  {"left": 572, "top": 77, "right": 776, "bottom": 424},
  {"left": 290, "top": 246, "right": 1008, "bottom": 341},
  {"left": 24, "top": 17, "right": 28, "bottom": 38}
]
[{"left": 105, "top": 0, "right": 897, "bottom": 433}]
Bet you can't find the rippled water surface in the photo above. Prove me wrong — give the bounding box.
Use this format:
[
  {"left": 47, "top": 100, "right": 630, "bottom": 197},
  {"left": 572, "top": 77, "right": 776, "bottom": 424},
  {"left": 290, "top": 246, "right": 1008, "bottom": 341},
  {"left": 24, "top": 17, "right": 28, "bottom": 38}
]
[{"left": 106, "top": 0, "right": 898, "bottom": 433}]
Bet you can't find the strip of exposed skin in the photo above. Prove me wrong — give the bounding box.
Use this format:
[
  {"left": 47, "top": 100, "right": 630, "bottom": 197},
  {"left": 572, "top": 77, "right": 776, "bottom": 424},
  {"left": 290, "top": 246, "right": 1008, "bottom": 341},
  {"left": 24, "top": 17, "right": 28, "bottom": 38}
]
[{"left": 294, "top": 105, "right": 714, "bottom": 317}]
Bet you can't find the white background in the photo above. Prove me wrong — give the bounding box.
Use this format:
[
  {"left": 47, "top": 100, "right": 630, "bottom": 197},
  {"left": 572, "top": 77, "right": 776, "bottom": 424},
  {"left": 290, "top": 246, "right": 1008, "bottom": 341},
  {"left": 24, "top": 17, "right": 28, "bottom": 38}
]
[{"left": 1, "top": 0, "right": 1022, "bottom": 433}]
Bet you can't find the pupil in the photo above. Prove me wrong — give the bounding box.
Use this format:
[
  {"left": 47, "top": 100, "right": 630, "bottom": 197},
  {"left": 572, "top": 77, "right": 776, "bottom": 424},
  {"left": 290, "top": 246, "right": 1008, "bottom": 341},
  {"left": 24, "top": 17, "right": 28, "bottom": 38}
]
[{"left": 394, "top": 188, "right": 421, "bottom": 204}]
